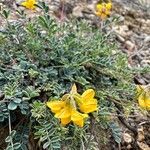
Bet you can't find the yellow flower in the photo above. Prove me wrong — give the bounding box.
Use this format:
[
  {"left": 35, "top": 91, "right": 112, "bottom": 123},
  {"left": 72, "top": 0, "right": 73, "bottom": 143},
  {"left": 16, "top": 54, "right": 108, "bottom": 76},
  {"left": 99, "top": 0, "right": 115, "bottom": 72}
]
[
  {"left": 47, "top": 84, "right": 98, "bottom": 127},
  {"left": 79, "top": 89, "right": 98, "bottom": 113},
  {"left": 137, "top": 85, "right": 150, "bottom": 110},
  {"left": 71, "top": 109, "right": 88, "bottom": 127},
  {"left": 47, "top": 101, "right": 88, "bottom": 127},
  {"left": 21, "top": 0, "right": 37, "bottom": 10},
  {"left": 95, "top": 2, "right": 112, "bottom": 19}
]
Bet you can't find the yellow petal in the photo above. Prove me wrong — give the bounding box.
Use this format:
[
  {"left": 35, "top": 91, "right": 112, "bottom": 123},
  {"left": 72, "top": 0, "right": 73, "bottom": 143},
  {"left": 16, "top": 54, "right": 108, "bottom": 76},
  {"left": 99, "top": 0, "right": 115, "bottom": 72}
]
[
  {"left": 79, "top": 103, "right": 97, "bottom": 113},
  {"left": 80, "top": 89, "right": 98, "bottom": 113},
  {"left": 80, "top": 98, "right": 97, "bottom": 109},
  {"left": 71, "top": 110, "right": 88, "bottom": 127},
  {"left": 21, "top": 0, "right": 36, "bottom": 9},
  {"left": 83, "top": 98, "right": 97, "bottom": 105},
  {"left": 138, "top": 93, "right": 150, "bottom": 110},
  {"left": 106, "top": 3, "right": 112, "bottom": 10},
  {"left": 47, "top": 101, "right": 65, "bottom": 113},
  {"left": 70, "top": 83, "right": 77, "bottom": 94},
  {"left": 73, "top": 120, "right": 84, "bottom": 127},
  {"left": 95, "top": 11, "right": 101, "bottom": 16},
  {"left": 100, "top": 13, "right": 108, "bottom": 19},
  {"left": 145, "top": 99, "right": 150, "bottom": 110},
  {"left": 21, "top": 2, "right": 28, "bottom": 7},
  {"left": 96, "top": 4, "right": 103, "bottom": 10},
  {"left": 138, "top": 96, "right": 147, "bottom": 109},
  {"left": 55, "top": 106, "right": 71, "bottom": 119},
  {"left": 105, "top": 10, "right": 111, "bottom": 15},
  {"left": 71, "top": 109, "right": 88, "bottom": 120},
  {"left": 61, "top": 117, "right": 71, "bottom": 126},
  {"left": 81, "top": 89, "right": 95, "bottom": 100},
  {"left": 137, "top": 85, "right": 150, "bottom": 110}
]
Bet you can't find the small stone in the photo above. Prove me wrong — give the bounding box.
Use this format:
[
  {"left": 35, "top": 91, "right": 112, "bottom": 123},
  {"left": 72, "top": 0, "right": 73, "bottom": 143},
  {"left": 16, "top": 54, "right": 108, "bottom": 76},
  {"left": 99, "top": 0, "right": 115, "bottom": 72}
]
[
  {"left": 127, "top": 144, "right": 132, "bottom": 149},
  {"left": 137, "top": 142, "right": 150, "bottom": 150},
  {"left": 137, "top": 126, "right": 145, "bottom": 142},
  {"left": 123, "top": 133, "right": 132, "bottom": 143},
  {"left": 116, "top": 34, "right": 125, "bottom": 43},
  {"left": 121, "top": 25, "right": 129, "bottom": 32},
  {"left": 125, "top": 40, "right": 135, "bottom": 52},
  {"left": 72, "top": 6, "right": 83, "bottom": 17},
  {"left": 144, "top": 36, "right": 150, "bottom": 43}
]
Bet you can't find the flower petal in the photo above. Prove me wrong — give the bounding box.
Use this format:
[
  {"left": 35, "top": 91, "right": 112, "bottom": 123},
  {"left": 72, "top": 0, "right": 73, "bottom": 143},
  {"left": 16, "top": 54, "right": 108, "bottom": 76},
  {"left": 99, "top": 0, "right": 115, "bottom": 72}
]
[
  {"left": 21, "top": 2, "right": 28, "bottom": 7},
  {"left": 106, "top": 3, "right": 112, "bottom": 10},
  {"left": 138, "top": 94, "right": 150, "bottom": 110},
  {"left": 81, "top": 89, "right": 95, "bottom": 100},
  {"left": 79, "top": 103, "right": 97, "bottom": 113},
  {"left": 21, "top": 0, "right": 36, "bottom": 9},
  {"left": 55, "top": 106, "right": 71, "bottom": 119},
  {"left": 71, "top": 109, "right": 88, "bottom": 127},
  {"left": 47, "top": 101, "right": 65, "bottom": 113},
  {"left": 61, "top": 117, "right": 71, "bottom": 126},
  {"left": 96, "top": 4, "right": 103, "bottom": 10}
]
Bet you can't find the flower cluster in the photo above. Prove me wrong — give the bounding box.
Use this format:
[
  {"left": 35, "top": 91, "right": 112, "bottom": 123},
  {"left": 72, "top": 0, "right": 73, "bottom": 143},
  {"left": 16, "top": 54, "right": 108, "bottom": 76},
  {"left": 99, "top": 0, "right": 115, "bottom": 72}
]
[
  {"left": 47, "top": 84, "right": 98, "bottom": 127},
  {"left": 21, "top": 0, "right": 37, "bottom": 10},
  {"left": 137, "top": 85, "right": 150, "bottom": 110},
  {"left": 95, "top": 1, "right": 112, "bottom": 19}
]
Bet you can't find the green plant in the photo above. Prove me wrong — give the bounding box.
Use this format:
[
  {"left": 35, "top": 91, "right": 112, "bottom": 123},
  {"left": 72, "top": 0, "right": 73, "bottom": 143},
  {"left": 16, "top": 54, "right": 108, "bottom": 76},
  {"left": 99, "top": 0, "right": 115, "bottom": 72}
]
[{"left": 0, "top": 2, "right": 147, "bottom": 149}]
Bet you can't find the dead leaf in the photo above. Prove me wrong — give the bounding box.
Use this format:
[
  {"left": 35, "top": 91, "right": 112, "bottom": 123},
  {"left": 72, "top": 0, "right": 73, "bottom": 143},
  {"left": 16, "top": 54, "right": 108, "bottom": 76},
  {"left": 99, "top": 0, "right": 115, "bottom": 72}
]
[
  {"left": 137, "top": 141, "right": 150, "bottom": 150},
  {"left": 137, "top": 126, "right": 145, "bottom": 142}
]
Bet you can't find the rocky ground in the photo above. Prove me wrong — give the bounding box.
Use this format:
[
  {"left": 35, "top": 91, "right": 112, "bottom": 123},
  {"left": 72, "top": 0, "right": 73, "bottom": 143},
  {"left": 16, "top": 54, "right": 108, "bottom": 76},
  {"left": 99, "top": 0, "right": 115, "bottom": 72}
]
[{"left": 0, "top": 0, "right": 150, "bottom": 149}]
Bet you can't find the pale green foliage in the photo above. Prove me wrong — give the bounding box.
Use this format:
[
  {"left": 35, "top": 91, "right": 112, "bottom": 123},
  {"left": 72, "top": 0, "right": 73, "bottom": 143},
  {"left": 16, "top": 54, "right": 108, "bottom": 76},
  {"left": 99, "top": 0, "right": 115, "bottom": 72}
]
[{"left": 0, "top": 1, "right": 142, "bottom": 149}]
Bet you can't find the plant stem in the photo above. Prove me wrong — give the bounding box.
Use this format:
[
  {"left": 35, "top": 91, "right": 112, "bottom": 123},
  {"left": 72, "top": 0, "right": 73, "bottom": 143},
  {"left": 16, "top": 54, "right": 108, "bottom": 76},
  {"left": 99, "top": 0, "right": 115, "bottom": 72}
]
[{"left": 8, "top": 111, "right": 14, "bottom": 150}]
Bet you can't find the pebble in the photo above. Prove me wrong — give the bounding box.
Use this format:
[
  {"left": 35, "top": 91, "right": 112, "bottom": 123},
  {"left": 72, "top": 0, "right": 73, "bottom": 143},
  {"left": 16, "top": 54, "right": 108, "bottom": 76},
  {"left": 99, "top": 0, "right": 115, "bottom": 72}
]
[
  {"left": 123, "top": 133, "right": 132, "bottom": 143},
  {"left": 72, "top": 6, "right": 83, "bottom": 17},
  {"left": 125, "top": 40, "right": 135, "bottom": 52},
  {"left": 144, "top": 36, "right": 150, "bottom": 43},
  {"left": 116, "top": 34, "right": 125, "bottom": 43}
]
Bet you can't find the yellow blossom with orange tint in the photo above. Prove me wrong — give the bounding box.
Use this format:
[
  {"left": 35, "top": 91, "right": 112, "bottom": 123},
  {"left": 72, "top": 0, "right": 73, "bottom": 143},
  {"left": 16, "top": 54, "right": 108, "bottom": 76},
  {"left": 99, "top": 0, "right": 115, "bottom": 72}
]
[
  {"left": 95, "top": 1, "right": 112, "bottom": 19},
  {"left": 47, "top": 84, "right": 98, "bottom": 127},
  {"left": 47, "top": 100, "right": 88, "bottom": 127},
  {"left": 47, "top": 84, "right": 97, "bottom": 127},
  {"left": 21, "top": 0, "right": 37, "bottom": 10},
  {"left": 137, "top": 85, "right": 150, "bottom": 110}
]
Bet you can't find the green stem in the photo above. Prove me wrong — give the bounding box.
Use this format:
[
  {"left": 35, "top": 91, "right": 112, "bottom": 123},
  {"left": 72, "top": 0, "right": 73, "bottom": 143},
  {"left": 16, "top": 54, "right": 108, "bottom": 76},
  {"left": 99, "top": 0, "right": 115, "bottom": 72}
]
[{"left": 8, "top": 111, "right": 14, "bottom": 150}]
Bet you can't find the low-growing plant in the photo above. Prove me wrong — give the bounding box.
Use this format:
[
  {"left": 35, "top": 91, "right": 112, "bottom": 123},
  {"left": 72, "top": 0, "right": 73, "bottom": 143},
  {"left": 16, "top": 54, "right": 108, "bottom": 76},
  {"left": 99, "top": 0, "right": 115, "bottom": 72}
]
[{"left": 0, "top": 2, "right": 148, "bottom": 150}]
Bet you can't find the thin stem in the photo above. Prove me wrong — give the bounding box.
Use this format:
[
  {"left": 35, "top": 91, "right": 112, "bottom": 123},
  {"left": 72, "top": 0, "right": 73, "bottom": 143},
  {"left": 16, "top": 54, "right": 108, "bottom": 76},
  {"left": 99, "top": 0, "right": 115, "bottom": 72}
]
[{"left": 8, "top": 111, "right": 14, "bottom": 150}]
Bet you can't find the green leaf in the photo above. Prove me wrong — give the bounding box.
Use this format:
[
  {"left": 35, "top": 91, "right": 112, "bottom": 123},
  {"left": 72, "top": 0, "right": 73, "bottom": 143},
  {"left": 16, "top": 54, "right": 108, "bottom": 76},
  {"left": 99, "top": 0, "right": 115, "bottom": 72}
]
[
  {"left": 38, "top": 16, "right": 49, "bottom": 29},
  {"left": 28, "top": 68, "right": 39, "bottom": 78},
  {"left": 109, "top": 122, "right": 122, "bottom": 144},
  {"left": 13, "top": 98, "right": 22, "bottom": 104},
  {"left": 14, "top": 142, "right": 21, "bottom": 149},
  {"left": 6, "top": 146, "right": 13, "bottom": 150},
  {"left": 8, "top": 101, "right": 17, "bottom": 110},
  {"left": 10, "top": 130, "right": 16, "bottom": 137},
  {"left": 5, "top": 136, "right": 11, "bottom": 143},
  {"left": 43, "top": 141, "right": 50, "bottom": 149},
  {"left": 53, "top": 143, "right": 61, "bottom": 149},
  {"left": 2, "top": 10, "right": 10, "bottom": 19}
]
